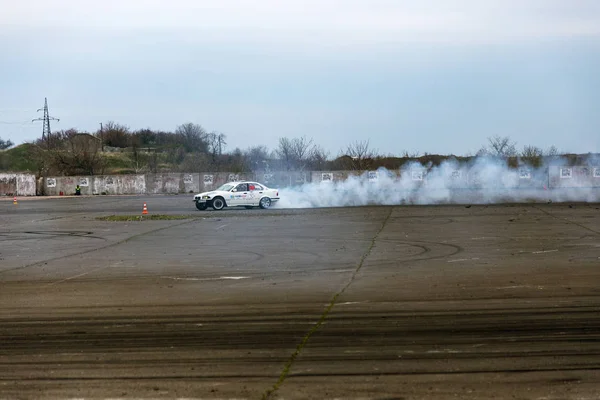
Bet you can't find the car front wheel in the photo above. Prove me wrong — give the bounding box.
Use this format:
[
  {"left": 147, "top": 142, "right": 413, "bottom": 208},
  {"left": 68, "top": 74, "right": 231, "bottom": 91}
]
[
  {"left": 195, "top": 201, "right": 208, "bottom": 211},
  {"left": 211, "top": 197, "right": 226, "bottom": 211},
  {"left": 259, "top": 197, "right": 272, "bottom": 209}
]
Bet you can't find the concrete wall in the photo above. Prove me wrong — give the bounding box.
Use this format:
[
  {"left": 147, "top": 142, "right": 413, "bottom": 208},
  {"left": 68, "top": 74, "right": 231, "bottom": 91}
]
[
  {"left": 549, "top": 166, "right": 600, "bottom": 188},
  {"left": 43, "top": 175, "right": 146, "bottom": 196},
  {"left": 0, "top": 173, "right": 36, "bottom": 196},
  {"left": 35, "top": 166, "right": 600, "bottom": 196},
  {"left": 312, "top": 171, "right": 360, "bottom": 184},
  {"left": 44, "top": 176, "right": 93, "bottom": 196},
  {"left": 93, "top": 175, "right": 146, "bottom": 195}
]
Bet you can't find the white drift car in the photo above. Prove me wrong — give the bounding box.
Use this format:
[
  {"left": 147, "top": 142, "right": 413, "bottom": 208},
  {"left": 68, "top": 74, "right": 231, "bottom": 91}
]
[{"left": 193, "top": 181, "right": 280, "bottom": 211}]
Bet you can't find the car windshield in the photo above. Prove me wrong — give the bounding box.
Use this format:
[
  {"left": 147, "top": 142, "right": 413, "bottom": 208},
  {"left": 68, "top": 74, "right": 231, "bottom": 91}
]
[{"left": 216, "top": 184, "right": 234, "bottom": 191}]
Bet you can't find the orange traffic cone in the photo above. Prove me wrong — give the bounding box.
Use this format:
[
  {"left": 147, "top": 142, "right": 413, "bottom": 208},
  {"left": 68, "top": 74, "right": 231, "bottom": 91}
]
[
  {"left": 13, "top": 196, "right": 18, "bottom": 205},
  {"left": 142, "top": 202, "right": 148, "bottom": 215}
]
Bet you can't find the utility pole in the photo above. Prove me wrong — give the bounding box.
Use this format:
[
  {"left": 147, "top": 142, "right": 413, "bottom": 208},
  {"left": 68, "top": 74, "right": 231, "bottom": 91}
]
[
  {"left": 32, "top": 98, "right": 59, "bottom": 149},
  {"left": 100, "top": 122, "right": 104, "bottom": 151}
]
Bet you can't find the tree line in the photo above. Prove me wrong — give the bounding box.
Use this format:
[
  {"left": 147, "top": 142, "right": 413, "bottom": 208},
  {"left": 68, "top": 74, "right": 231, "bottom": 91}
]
[{"left": 0, "top": 123, "right": 567, "bottom": 176}]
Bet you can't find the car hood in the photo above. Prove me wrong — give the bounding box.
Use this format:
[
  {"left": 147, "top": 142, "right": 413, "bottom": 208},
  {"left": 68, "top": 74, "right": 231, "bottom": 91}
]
[{"left": 194, "top": 191, "right": 221, "bottom": 198}]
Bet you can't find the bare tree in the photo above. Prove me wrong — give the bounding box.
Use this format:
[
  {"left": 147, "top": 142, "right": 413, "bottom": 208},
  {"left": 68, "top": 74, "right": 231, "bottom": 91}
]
[
  {"left": 101, "top": 121, "right": 130, "bottom": 148},
  {"left": 545, "top": 145, "right": 560, "bottom": 157},
  {"left": 521, "top": 145, "right": 543, "bottom": 158},
  {"left": 225, "top": 148, "right": 247, "bottom": 173},
  {"left": 480, "top": 135, "right": 517, "bottom": 157},
  {"left": 44, "top": 131, "right": 105, "bottom": 175},
  {"left": 176, "top": 123, "right": 209, "bottom": 153},
  {"left": 290, "top": 136, "right": 314, "bottom": 169},
  {"left": 276, "top": 137, "right": 294, "bottom": 170},
  {"left": 343, "top": 140, "right": 377, "bottom": 170},
  {"left": 207, "top": 131, "right": 227, "bottom": 163},
  {"left": 401, "top": 150, "right": 420, "bottom": 158},
  {"left": 244, "top": 145, "right": 271, "bottom": 171},
  {"left": 0, "top": 137, "right": 14, "bottom": 150},
  {"left": 521, "top": 145, "right": 544, "bottom": 166},
  {"left": 127, "top": 134, "right": 149, "bottom": 173},
  {"left": 276, "top": 136, "right": 314, "bottom": 170},
  {"left": 307, "top": 145, "right": 330, "bottom": 170}
]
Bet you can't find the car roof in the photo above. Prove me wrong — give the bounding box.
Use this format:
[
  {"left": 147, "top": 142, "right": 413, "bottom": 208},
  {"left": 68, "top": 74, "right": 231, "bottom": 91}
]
[{"left": 225, "top": 181, "right": 265, "bottom": 186}]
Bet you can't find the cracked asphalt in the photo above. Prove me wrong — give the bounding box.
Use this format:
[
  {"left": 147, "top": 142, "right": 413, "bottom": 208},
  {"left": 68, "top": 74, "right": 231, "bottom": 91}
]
[{"left": 1, "top": 196, "right": 600, "bottom": 399}]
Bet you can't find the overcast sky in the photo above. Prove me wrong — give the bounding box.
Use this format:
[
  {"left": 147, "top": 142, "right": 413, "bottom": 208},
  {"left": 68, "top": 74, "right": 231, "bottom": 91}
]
[{"left": 1, "top": 0, "right": 599, "bottom": 156}]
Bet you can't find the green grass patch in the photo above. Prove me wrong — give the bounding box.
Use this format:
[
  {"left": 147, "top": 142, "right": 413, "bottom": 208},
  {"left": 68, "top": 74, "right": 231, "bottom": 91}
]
[
  {"left": 96, "top": 214, "right": 197, "bottom": 222},
  {"left": 0, "top": 144, "right": 40, "bottom": 172}
]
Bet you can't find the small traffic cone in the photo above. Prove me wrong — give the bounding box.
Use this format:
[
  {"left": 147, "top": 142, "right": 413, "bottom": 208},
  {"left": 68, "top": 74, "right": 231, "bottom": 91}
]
[
  {"left": 142, "top": 202, "right": 148, "bottom": 215},
  {"left": 13, "top": 196, "right": 18, "bottom": 205}
]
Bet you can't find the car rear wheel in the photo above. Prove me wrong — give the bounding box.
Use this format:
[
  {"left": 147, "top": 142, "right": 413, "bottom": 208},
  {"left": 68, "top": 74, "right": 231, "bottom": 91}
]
[
  {"left": 212, "top": 197, "right": 226, "bottom": 211},
  {"left": 195, "top": 202, "right": 208, "bottom": 211},
  {"left": 259, "top": 197, "right": 272, "bottom": 209}
]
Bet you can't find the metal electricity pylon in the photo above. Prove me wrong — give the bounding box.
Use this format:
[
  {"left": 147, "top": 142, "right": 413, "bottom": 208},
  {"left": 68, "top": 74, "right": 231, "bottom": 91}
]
[{"left": 32, "top": 97, "right": 59, "bottom": 148}]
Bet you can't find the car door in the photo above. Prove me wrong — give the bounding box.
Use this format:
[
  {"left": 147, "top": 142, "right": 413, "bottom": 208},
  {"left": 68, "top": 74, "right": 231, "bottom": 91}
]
[
  {"left": 229, "top": 183, "right": 249, "bottom": 206},
  {"left": 248, "top": 183, "right": 264, "bottom": 206}
]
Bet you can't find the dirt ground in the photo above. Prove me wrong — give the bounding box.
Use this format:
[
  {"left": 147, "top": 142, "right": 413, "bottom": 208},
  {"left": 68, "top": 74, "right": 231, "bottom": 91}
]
[{"left": 1, "top": 196, "right": 599, "bottom": 399}]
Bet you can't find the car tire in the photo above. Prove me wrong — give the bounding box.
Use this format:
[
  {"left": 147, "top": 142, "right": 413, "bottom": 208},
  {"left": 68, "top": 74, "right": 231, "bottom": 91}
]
[
  {"left": 259, "top": 197, "right": 272, "bottom": 209},
  {"left": 212, "top": 197, "right": 226, "bottom": 211},
  {"left": 195, "top": 202, "right": 208, "bottom": 211}
]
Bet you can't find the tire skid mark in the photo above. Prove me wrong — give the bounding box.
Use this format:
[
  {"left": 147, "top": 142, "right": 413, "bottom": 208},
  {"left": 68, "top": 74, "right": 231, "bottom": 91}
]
[
  {"left": 0, "top": 230, "right": 106, "bottom": 242},
  {"left": 0, "top": 219, "right": 201, "bottom": 276},
  {"left": 366, "top": 240, "right": 463, "bottom": 268},
  {"left": 262, "top": 207, "right": 394, "bottom": 400},
  {"left": 533, "top": 206, "right": 600, "bottom": 236}
]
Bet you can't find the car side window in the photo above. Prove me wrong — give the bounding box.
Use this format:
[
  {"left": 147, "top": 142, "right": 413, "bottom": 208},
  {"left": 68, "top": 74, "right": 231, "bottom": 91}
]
[
  {"left": 251, "top": 184, "right": 263, "bottom": 191},
  {"left": 235, "top": 183, "right": 248, "bottom": 192}
]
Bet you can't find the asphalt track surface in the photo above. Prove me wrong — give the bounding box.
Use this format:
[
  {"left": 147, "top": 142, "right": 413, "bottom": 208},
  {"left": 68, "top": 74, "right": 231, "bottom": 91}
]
[{"left": 1, "top": 195, "right": 600, "bottom": 400}]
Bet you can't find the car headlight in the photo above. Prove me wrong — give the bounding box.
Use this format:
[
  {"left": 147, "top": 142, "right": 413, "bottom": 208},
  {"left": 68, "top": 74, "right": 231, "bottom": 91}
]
[{"left": 202, "top": 195, "right": 210, "bottom": 199}]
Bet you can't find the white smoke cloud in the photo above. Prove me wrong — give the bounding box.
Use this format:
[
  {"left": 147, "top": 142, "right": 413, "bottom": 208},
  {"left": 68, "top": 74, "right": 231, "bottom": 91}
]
[{"left": 274, "top": 157, "right": 600, "bottom": 208}]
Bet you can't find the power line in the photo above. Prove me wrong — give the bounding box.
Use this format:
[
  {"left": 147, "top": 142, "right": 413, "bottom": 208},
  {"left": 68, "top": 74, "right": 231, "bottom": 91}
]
[
  {"left": 32, "top": 97, "right": 59, "bottom": 148},
  {"left": 0, "top": 120, "right": 31, "bottom": 125}
]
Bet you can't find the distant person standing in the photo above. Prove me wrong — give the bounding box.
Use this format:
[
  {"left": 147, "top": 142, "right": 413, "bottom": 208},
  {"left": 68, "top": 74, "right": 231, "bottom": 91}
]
[{"left": 75, "top": 185, "right": 81, "bottom": 196}]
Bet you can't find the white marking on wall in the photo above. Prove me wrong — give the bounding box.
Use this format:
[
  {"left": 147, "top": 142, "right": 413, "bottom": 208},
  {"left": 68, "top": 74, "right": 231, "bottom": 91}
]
[
  {"left": 411, "top": 170, "right": 424, "bottom": 181},
  {"left": 321, "top": 172, "right": 333, "bottom": 182},
  {"left": 560, "top": 168, "right": 572, "bottom": 178},
  {"left": 519, "top": 168, "right": 531, "bottom": 179},
  {"left": 47, "top": 178, "right": 57, "bottom": 188},
  {"left": 203, "top": 175, "right": 214, "bottom": 185}
]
